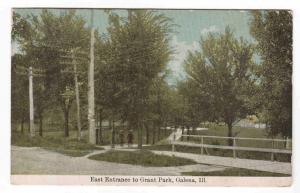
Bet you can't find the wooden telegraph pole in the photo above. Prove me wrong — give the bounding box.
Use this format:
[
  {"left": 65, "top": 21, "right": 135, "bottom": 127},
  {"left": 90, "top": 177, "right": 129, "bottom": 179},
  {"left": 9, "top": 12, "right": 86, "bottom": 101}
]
[
  {"left": 60, "top": 48, "right": 85, "bottom": 140},
  {"left": 28, "top": 66, "right": 35, "bottom": 137},
  {"left": 72, "top": 49, "right": 82, "bottom": 141},
  {"left": 88, "top": 9, "right": 96, "bottom": 144},
  {"left": 14, "top": 65, "right": 45, "bottom": 138}
]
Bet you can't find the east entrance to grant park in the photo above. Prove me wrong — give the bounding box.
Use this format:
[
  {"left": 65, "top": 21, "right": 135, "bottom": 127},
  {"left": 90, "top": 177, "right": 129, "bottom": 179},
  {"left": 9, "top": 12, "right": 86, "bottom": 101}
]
[{"left": 11, "top": 9, "right": 292, "bottom": 177}]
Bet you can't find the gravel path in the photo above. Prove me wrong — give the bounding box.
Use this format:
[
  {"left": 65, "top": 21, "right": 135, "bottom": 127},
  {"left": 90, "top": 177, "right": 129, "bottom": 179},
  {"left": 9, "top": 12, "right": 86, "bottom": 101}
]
[{"left": 11, "top": 146, "right": 226, "bottom": 175}]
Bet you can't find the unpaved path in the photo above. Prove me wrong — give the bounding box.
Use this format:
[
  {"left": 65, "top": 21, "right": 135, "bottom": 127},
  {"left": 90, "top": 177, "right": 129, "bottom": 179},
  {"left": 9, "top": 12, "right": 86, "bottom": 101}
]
[
  {"left": 166, "top": 128, "right": 182, "bottom": 142},
  {"left": 11, "top": 146, "right": 226, "bottom": 175},
  {"left": 152, "top": 150, "right": 292, "bottom": 175}
]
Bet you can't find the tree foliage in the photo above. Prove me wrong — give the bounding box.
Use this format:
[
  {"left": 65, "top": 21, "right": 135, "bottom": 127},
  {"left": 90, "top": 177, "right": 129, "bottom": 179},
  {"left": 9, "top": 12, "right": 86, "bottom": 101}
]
[
  {"left": 250, "top": 11, "right": 292, "bottom": 137},
  {"left": 13, "top": 10, "right": 90, "bottom": 137},
  {"left": 183, "top": 27, "right": 256, "bottom": 145},
  {"left": 11, "top": 54, "right": 29, "bottom": 132},
  {"left": 95, "top": 10, "right": 174, "bottom": 148}
]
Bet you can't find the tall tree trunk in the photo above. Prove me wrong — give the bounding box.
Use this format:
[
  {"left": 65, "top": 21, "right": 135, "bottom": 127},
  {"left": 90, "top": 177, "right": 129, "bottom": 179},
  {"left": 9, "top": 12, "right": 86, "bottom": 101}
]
[
  {"left": 95, "top": 110, "right": 98, "bottom": 144},
  {"left": 152, "top": 123, "right": 156, "bottom": 145},
  {"left": 181, "top": 126, "right": 184, "bottom": 141},
  {"left": 112, "top": 120, "right": 115, "bottom": 148},
  {"left": 227, "top": 122, "right": 233, "bottom": 146},
  {"left": 21, "top": 116, "right": 24, "bottom": 134},
  {"left": 187, "top": 126, "right": 190, "bottom": 141},
  {"left": 164, "top": 122, "right": 167, "bottom": 137},
  {"left": 39, "top": 114, "right": 43, "bottom": 137},
  {"left": 157, "top": 124, "right": 161, "bottom": 141},
  {"left": 110, "top": 118, "right": 115, "bottom": 148},
  {"left": 145, "top": 123, "right": 149, "bottom": 144},
  {"left": 64, "top": 109, "right": 69, "bottom": 137},
  {"left": 137, "top": 119, "right": 143, "bottom": 149},
  {"left": 99, "top": 110, "right": 103, "bottom": 144}
]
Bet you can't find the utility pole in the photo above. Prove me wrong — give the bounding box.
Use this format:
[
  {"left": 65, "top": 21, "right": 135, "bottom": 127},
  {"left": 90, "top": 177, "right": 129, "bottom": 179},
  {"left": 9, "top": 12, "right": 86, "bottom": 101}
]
[
  {"left": 72, "top": 49, "right": 82, "bottom": 141},
  {"left": 14, "top": 65, "right": 45, "bottom": 138},
  {"left": 60, "top": 48, "right": 85, "bottom": 140},
  {"left": 88, "top": 9, "right": 96, "bottom": 144},
  {"left": 29, "top": 66, "right": 35, "bottom": 137}
]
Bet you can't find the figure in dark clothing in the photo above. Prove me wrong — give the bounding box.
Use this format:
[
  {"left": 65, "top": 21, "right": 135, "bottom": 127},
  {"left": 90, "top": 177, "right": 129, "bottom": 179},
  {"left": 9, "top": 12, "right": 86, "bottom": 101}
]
[
  {"left": 119, "top": 129, "right": 124, "bottom": 147},
  {"left": 127, "top": 130, "right": 133, "bottom": 147}
]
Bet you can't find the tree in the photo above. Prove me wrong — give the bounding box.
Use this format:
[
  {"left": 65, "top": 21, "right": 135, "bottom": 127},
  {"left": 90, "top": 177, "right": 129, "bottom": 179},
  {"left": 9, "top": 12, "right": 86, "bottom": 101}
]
[
  {"left": 146, "top": 74, "right": 170, "bottom": 143},
  {"left": 177, "top": 80, "right": 209, "bottom": 136},
  {"left": 183, "top": 27, "right": 256, "bottom": 145},
  {"left": 96, "top": 10, "right": 174, "bottom": 148},
  {"left": 12, "top": 12, "right": 31, "bottom": 42},
  {"left": 12, "top": 11, "right": 44, "bottom": 136},
  {"left": 164, "top": 87, "right": 187, "bottom": 138},
  {"left": 95, "top": 33, "right": 125, "bottom": 147},
  {"left": 11, "top": 54, "right": 29, "bottom": 133},
  {"left": 19, "top": 10, "right": 90, "bottom": 137},
  {"left": 12, "top": 12, "right": 31, "bottom": 134},
  {"left": 250, "top": 11, "right": 292, "bottom": 138}
]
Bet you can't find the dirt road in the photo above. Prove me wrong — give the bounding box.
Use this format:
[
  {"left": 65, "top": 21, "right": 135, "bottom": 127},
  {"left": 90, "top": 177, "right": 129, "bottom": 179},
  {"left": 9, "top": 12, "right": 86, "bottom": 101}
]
[{"left": 11, "top": 146, "right": 226, "bottom": 175}]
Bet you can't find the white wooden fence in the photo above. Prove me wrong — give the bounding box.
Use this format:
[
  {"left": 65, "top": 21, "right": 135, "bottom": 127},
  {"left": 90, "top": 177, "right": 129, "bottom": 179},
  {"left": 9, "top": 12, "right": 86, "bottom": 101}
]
[{"left": 172, "top": 134, "right": 292, "bottom": 161}]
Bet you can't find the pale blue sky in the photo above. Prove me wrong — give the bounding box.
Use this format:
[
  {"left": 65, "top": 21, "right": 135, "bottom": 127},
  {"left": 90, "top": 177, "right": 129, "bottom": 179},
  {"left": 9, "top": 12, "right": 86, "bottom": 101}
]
[{"left": 14, "top": 9, "right": 255, "bottom": 85}]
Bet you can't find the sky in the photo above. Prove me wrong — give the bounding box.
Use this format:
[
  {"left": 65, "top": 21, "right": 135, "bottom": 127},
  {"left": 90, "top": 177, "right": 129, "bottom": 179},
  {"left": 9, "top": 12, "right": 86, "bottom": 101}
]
[{"left": 14, "top": 9, "right": 255, "bottom": 85}]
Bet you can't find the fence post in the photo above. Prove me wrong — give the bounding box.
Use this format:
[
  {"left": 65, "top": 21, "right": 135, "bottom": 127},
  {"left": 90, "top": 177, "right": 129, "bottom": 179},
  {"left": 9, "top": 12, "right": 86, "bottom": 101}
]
[
  {"left": 201, "top": 136, "right": 204, "bottom": 155},
  {"left": 233, "top": 137, "right": 236, "bottom": 158}
]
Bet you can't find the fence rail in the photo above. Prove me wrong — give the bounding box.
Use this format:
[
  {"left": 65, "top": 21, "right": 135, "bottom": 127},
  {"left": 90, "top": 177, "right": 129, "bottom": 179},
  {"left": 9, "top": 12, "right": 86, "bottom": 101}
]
[
  {"left": 172, "top": 134, "right": 292, "bottom": 161},
  {"left": 181, "top": 134, "right": 292, "bottom": 142}
]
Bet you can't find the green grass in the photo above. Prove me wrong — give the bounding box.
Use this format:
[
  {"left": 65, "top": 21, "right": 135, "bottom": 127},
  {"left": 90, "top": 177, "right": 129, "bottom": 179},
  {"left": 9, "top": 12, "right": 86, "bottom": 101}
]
[
  {"left": 181, "top": 168, "right": 290, "bottom": 177},
  {"left": 170, "top": 124, "right": 291, "bottom": 162},
  {"left": 194, "top": 123, "right": 288, "bottom": 148},
  {"left": 12, "top": 122, "right": 173, "bottom": 146},
  {"left": 12, "top": 123, "right": 291, "bottom": 161},
  {"left": 88, "top": 150, "right": 197, "bottom": 167},
  {"left": 11, "top": 132, "right": 103, "bottom": 157}
]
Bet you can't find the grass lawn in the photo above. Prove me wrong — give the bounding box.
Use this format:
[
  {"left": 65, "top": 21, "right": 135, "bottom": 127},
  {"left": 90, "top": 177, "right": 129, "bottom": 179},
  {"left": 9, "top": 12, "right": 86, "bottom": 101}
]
[
  {"left": 12, "top": 122, "right": 173, "bottom": 146},
  {"left": 192, "top": 124, "right": 290, "bottom": 149},
  {"left": 166, "top": 124, "right": 291, "bottom": 162},
  {"left": 88, "top": 150, "right": 197, "bottom": 167},
  {"left": 11, "top": 132, "right": 103, "bottom": 157},
  {"left": 181, "top": 168, "right": 290, "bottom": 177}
]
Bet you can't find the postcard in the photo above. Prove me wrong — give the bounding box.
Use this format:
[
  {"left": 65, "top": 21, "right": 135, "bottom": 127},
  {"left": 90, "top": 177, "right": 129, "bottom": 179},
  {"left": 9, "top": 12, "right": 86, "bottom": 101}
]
[{"left": 11, "top": 8, "right": 292, "bottom": 186}]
